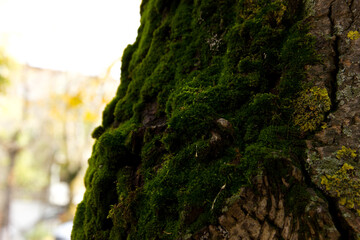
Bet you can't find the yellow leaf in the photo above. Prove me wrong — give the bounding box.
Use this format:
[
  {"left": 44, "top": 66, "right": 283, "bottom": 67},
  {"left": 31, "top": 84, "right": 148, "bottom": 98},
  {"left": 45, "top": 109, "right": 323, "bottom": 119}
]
[
  {"left": 67, "top": 93, "right": 83, "bottom": 108},
  {"left": 84, "top": 111, "right": 98, "bottom": 122}
]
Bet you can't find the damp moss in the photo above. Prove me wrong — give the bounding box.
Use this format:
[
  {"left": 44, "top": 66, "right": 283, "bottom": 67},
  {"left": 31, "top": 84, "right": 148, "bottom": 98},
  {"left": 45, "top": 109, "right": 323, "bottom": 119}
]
[
  {"left": 72, "top": 0, "right": 319, "bottom": 239},
  {"left": 91, "top": 126, "right": 105, "bottom": 139}
]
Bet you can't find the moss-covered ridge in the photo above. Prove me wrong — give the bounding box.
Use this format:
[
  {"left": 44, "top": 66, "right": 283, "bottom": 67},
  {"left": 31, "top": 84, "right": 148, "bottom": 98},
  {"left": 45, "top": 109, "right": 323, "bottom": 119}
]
[{"left": 72, "top": 0, "right": 324, "bottom": 239}]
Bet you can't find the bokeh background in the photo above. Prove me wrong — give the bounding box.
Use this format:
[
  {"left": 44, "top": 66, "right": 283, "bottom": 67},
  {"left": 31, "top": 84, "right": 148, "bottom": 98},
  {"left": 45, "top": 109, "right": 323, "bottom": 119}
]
[{"left": 0, "top": 1, "right": 141, "bottom": 239}]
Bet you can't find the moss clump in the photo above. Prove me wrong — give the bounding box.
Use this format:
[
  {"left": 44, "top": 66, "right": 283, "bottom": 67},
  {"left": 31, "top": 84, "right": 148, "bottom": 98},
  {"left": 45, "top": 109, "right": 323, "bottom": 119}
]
[
  {"left": 72, "top": 0, "right": 320, "bottom": 239},
  {"left": 91, "top": 126, "right": 105, "bottom": 139}
]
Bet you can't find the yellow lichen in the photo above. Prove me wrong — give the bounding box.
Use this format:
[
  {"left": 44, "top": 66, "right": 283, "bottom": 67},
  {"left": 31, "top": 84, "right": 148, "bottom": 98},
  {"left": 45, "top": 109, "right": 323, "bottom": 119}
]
[
  {"left": 293, "top": 86, "right": 331, "bottom": 133},
  {"left": 321, "top": 163, "right": 360, "bottom": 215},
  {"left": 339, "top": 197, "right": 347, "bottom": 206},
  {"left": 347, "top": 31, "right": 360, "bottom": 40},
  {"left": 336, "top": 146, "right": 357, "bottom": 161}
]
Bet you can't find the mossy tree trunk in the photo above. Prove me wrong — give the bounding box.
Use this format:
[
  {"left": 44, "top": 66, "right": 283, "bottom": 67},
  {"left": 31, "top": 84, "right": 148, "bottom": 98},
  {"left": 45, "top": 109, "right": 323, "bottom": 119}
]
[{"left": 72, "top": 0, "right": 360, "bottom": 239}]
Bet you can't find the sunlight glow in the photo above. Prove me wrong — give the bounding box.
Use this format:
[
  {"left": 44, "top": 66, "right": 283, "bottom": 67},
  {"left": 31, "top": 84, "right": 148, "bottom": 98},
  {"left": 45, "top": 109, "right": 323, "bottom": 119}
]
[{"left": 0, "top": 0, "right": 142, "bottom": 76}]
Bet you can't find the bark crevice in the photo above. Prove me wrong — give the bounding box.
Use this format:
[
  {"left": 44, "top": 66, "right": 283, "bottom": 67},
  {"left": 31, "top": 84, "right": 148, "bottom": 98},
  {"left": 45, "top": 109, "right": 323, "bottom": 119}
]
[{"left": 328, "top": 1, "right": 340, "bottom": 112}]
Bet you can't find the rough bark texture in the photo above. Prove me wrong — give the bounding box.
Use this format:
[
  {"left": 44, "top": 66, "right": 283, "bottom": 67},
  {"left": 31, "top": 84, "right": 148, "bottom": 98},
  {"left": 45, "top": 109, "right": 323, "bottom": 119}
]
[
  {"left": 306, "top": 0, "right": 360, "bottom": 238},
  {"left": 72, "top": 0, "right": 360, "bottom": 239},
  {"left": 195, "top": 168, "right": 341, "bottom": 240},
  {"left": 199, "top": 1, "right": 360, "bottom": 239}
]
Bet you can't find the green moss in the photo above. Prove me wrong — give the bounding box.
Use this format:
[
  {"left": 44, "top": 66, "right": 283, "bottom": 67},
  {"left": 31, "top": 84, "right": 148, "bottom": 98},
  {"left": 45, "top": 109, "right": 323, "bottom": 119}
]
[
  {"left": 102, "top": 96, "right": 119, "bottom": 128},
  {"left": 71, "top": 202, "right": 86, "bottom": 239},
  {"left": 279, "top": 23, "right": 318, "bottom": 97},
  {"left": 116, "top": 44, "right": 138, "bottom": 98},
  {"left": 91, "top": 125, "right": 105, "bottom": 139},
  {"left": 73, "top": 0, "right": 320, "bottom": 239},
  {"left": 166, "top": 103, "right": 215, "bottom": 148}
]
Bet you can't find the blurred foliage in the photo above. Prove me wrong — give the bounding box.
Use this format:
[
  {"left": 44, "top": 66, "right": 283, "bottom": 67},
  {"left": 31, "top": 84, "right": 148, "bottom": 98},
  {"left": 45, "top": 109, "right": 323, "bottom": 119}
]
[
  {"left": 0, "top": 61, "right": 118, "bottom": 229},
  {"left": 0, "top": 49, "right": 12, "bottom": 92},
  {"left": 13, "top": 150, "right": 48, "bottom": 191},
  {"left": 26, "top": 222, "right": 54, "bottom": 240}
]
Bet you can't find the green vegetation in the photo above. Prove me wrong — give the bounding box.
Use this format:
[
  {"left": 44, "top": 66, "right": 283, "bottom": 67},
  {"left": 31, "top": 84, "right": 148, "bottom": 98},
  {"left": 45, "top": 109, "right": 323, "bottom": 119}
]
[
  {"left": 0, "top": 50, "right": 12, "bottom": 92},
  {"left": 72, "top": 0, "right": 321, "bottom": 239}
]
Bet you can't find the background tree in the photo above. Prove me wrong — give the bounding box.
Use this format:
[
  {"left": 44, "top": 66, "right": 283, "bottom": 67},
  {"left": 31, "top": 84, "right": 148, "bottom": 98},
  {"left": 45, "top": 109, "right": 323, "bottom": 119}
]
[{"left": 0, "top": 61, "right": 119, "bottom": 239}]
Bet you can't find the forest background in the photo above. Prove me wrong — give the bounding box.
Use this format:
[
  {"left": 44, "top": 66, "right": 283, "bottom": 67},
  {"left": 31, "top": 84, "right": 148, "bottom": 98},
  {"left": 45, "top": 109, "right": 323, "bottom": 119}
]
[{"left": 0, "top": 0, "right": 141, "bottom": 239}]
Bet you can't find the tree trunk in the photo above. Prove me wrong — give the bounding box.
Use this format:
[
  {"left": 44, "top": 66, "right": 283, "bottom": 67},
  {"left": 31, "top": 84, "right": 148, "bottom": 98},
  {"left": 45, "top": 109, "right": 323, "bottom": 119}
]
[{"left": 71, "top": 0, "right": 360, "bottom": 239}]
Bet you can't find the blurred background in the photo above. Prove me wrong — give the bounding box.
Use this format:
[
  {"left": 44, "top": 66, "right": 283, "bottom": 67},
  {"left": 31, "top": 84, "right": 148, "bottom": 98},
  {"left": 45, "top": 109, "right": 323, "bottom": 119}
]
[{"left": 0, "top": 0, "right": 141, "bottom": 239}]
